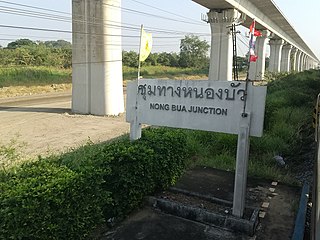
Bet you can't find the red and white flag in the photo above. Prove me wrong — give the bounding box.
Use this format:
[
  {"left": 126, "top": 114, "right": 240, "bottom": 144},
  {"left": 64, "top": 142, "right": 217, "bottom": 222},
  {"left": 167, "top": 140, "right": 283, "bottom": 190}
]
[{"left": 248, "top": 19, "right": 261, "bottom": 62}]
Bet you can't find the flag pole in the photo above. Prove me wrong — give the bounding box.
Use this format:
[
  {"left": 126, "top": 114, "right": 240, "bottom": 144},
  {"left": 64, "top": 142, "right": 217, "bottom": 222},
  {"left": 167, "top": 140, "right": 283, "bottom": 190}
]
[
  {"left": 242, "top": 19, "right": 256, "bottom": 117},
  {"left": 137, "top": 24, "right": 143, "bottom": 80},
  {"left": 131, "top": 25, "right": 144, "bottom": 141}
]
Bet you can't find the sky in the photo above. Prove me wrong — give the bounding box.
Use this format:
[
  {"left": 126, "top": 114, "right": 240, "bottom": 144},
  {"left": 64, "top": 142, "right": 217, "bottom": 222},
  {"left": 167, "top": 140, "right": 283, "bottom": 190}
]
[{"left": 0, "top": 0, "right": 318, "bottom": 60}]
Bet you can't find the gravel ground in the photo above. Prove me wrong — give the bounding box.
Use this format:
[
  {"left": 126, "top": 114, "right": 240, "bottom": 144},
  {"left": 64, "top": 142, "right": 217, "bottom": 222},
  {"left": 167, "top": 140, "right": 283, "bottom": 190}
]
[{"left": 0, "top": 92, "right": 129, "bottom": 161}]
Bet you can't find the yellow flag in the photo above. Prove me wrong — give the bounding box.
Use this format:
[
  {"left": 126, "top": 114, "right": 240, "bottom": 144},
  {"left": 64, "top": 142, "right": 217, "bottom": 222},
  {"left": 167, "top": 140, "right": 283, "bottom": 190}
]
[{"left": 139, "top": 28, "right": 152, "bottom": 62}]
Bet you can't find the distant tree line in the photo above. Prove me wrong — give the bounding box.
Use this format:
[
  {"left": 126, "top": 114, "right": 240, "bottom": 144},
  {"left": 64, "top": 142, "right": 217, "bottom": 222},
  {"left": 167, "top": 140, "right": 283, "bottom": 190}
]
[
  {"left": 124, "top": 35, "right": 210, "bottom": 69},
  {"left": 0, "top": 36, "right": 249, "bottom": 71},
  {"left": 0, "top": 39, "right": 72, "bottom": 68}
]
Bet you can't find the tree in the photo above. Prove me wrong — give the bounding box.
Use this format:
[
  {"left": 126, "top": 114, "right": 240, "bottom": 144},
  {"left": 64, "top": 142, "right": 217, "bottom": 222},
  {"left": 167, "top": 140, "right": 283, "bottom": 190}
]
[
  {"left": 145, "top": 53, "right": 159, "bottom": 66},
  {"left": 179, "top": 35, "right": 209, "bottom": 68},
  {"left": 7, "top": 39, "right": 36, "bottom": 49},
  {"left": 44, "top": 40, "right": 71, "bottom": 49},
  {"left": 122, "top": 51, "right": 138, "bottom": 67}
]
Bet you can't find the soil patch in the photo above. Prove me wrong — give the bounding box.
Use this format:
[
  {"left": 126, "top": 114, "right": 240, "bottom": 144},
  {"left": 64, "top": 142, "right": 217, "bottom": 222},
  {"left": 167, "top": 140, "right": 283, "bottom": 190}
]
[{"left": 102, "top": 167, "right": 301, "bottom": 240}]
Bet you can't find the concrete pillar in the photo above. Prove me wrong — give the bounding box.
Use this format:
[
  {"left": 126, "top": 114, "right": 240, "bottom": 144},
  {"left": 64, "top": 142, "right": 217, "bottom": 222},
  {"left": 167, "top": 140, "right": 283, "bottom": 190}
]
[
  {"left": 280, "top": 44, "right": 292, "bottom": 72},
  {"left": 207, "top": 9, "right": 245, "bottom": 81},
  {"left": 268, "top": 39, "right": 284, "bottom": 72},
  {"left": 307, "top": 58, "right": 312, "bottom": 70},
  {"left": 307, "top": 58, "right": 311, "bottom": 70},
  {"left": 291, "top": 48, "right": 298, "bottom": 72},
  {"left": 72, "top": 0, "right": 124, "bottom": 116},
  {"left": 301, "top": 54, "right": 307, "bottom": 71},
  {"left": 299, "top": 53, "right": 305, "bottom": 71},
  {"left": 295, "top": 50, "right": 302, "bottom": 72},
  {"left": 304, "top": 55, "right": 308, "bottom": 71},
  {"left": 248, "top": 30, "right": 270, "bottom": 80}
]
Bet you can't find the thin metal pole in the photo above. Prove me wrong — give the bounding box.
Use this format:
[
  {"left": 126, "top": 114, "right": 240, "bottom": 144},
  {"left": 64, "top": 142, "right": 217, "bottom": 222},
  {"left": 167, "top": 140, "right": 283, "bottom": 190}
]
[
  {"left": 137, "top": 24, "right": 143, "bottom": 80},
  {"left": 242, "top": 19, "right": 255, "bottom": 116}
]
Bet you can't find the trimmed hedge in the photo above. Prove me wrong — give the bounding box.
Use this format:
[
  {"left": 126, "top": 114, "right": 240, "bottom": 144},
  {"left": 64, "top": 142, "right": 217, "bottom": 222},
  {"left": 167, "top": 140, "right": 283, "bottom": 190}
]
[{"left": 0, "top": 128, "right": 189, "bottom": 239}]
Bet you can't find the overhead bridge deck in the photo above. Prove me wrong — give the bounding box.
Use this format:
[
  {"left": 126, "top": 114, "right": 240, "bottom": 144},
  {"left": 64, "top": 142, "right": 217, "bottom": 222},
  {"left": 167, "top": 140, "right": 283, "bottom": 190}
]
[
  {"left": 192, "top": 0, "right": 319, "bottom": 81},
  {"left": 193, "top": 0, "right": 318, "bottom": 62}
]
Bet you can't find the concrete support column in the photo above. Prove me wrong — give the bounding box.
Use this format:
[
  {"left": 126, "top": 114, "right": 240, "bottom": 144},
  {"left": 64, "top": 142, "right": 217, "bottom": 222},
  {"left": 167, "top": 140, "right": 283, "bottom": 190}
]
[
  {"left": 299, "top": 54, "right": 305, "bottom": 71},
  {"left": 248, "top": 30, "right": 270, "bottom": 80},
  {"left": 305, "top": 56, "right": 309, "bottom": 70},
  {"left": 268, "top": 39, "right": 284, "bottom": 73},
  {"left": 291, "top": 48, "right": 298, "bottom": 72},
  {"left": 307, "top": 58, "right": 312, "bottom": 70},
  {"left": 295, "top": 50, "right": 302, "bottom": 72},
  {"left": 72, "top": 0, "right": 124, "bottom": 116},
  {"left": 207, "top": 9, "right": 245, "bottom": 81},
  {"left": 280, "top": 44, "right": 293, "bottom": 72},
  {"left": 301, "top": 54, "right": 307, "bottom": 71}
]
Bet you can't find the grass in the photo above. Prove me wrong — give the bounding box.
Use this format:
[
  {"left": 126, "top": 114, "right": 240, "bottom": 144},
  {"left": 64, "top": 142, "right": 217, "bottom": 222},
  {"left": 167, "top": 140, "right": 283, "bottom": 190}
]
[
  {"left": 0, "top": 65, "right": 209, "bottom": 98},
  {"left": 0, "top": 66, "right": 71, "bottom": 87},
  {"left": 123, "top": 65, "right": 208, "bottom": 80},
  {"left": 0, "top": 136, "right": 26, "bottom": 173},
  {"left": 184, "top": 70, "right": 320, "bottom": 185},
  {"left": 0, "top": 65, "right": 208, "bottom": 89}
]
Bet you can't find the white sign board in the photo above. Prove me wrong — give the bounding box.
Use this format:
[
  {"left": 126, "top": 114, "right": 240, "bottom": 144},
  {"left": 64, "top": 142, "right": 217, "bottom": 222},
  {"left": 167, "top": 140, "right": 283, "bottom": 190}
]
[{"left": 126, "top": 80, "right": 267, "bottom": 137}]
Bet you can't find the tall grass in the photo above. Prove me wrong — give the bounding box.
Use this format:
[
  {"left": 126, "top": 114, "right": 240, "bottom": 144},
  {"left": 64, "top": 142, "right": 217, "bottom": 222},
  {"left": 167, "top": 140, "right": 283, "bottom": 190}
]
[
  {"left": 0, "top": 66, "right": 71, "bottom": 87},
  {"left": 123, "top": 65, "right": 208, "bottom": 80},
  {"left": 0, "top": 65, "right": 208, "bottom": 88},
  {"left": 186, "top": 69, "right": 320, "bottom": 184}
]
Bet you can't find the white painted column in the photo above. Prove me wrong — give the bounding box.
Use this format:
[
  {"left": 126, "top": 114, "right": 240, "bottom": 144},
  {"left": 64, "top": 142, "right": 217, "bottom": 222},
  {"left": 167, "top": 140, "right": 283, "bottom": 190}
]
[
  {"left": 72, "top": 0, "right": 124, "bottom": 116},
  {"left": 295, "top": 50, "right": 302, "bottom": 72},
  {"left": 280, "top": 44, "right": 292, "bottom": 72},
  {"left": 307, "top": 58, "right": 311, "bottom": 70},
  {"left": 306, "top": 56, "right": 309, "bottom": 70},
  {"left": 301, "top": 54, "right": 307, "bottom": 71},
  {"left": 207, "top": 9, "right": 245, "bottom": 81},
  {"left": 299, "top": 53, "right": 305, "bottom": 71},
  {"left": 291, "top": 48, "right": 298, "bottom": 72},
  {"left": 268, "top": 39, "right": 284, "bottom": 73},
  {"left": 248, "top": 30, "right": 270, "bottom": 80}
]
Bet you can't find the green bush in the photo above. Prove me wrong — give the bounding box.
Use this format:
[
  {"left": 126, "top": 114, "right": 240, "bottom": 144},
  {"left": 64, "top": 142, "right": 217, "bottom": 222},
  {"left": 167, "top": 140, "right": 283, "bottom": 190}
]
[
  {"left": 0, "top": 128, "right": 189, "bottom": 239},
  {"left": 0, "top": 160, "right": 109, "bottom": 240},
  {"left": 141, "top": 128, "right": 189, "bottom": 189}
]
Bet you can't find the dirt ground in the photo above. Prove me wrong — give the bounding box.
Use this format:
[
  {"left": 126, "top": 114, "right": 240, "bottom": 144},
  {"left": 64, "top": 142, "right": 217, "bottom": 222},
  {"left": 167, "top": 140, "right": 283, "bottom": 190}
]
[
  {"left": 0, "top": 91, "right": 129, "bottom": 160},
  {"left": 102, "top": 167, "right": 301, "bottom": 240}
]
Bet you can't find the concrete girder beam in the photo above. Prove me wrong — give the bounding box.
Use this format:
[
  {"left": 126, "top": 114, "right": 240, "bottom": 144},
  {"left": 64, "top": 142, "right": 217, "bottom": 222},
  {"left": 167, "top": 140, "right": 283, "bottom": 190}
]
[{"left": 192, "top": 0, "right": 319, "bottom": 63}]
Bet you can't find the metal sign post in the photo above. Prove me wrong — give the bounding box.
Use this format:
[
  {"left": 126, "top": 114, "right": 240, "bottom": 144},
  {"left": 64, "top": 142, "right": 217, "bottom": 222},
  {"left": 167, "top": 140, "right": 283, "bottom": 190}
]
[{"left": 232, "top": 113, "right": 251, "bottom": 217}]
